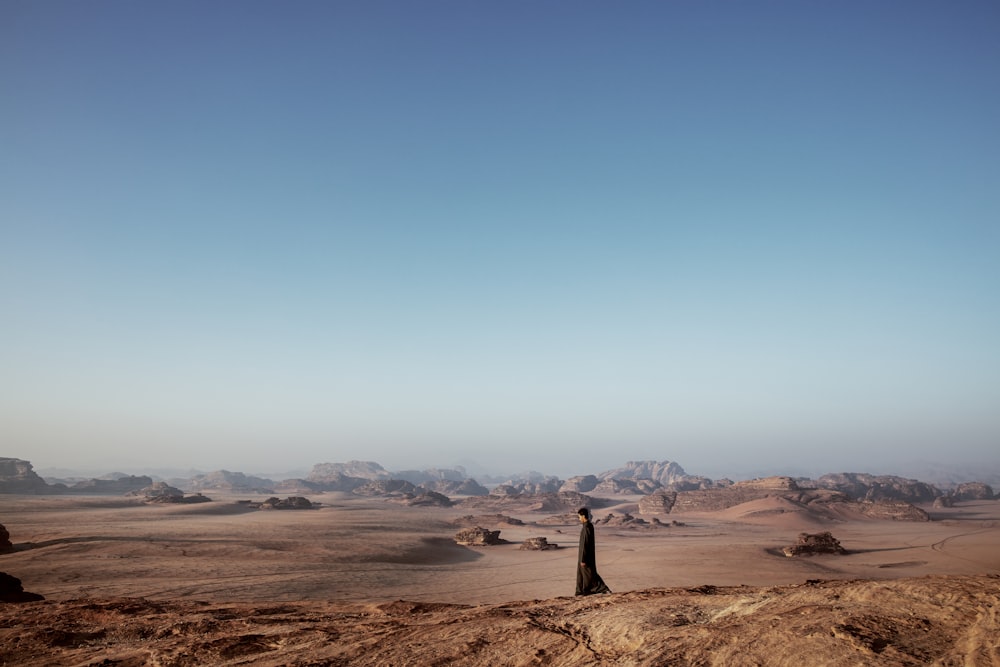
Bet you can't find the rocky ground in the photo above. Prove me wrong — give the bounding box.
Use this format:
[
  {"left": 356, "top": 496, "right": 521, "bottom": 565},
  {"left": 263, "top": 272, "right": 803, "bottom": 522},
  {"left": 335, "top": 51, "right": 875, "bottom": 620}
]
[{"left": 1, "top": 574, "right": 998, "bottom": 666}]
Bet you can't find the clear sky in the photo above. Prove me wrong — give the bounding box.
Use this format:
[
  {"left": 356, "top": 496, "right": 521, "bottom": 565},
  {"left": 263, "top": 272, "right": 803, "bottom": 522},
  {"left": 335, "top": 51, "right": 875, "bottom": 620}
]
[{"left": 2, "top": 1, "right": 998, "bottom": 480}]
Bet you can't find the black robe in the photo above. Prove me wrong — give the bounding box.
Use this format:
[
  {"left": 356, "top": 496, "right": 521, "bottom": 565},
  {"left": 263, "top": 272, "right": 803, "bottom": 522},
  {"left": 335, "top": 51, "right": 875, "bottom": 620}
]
[{"left": 576, "top": 520, "right": 611, "bottom": 596}]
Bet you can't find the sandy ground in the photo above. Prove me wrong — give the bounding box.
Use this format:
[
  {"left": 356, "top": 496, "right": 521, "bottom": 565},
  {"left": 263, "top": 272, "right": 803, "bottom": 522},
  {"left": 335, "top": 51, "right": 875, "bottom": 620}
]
[
  {"left": 2, "top": 494, "right": 998, "bottom": 605},
  {"left": 1, "top": 494, "right": 998, "bottom": 665}
]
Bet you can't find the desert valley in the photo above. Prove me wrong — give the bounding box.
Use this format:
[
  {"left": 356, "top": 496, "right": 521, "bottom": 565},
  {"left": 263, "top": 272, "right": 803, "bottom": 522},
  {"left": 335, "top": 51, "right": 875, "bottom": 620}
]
[{"left": 1, "top": 457, "right": 998, "bottom": 666}]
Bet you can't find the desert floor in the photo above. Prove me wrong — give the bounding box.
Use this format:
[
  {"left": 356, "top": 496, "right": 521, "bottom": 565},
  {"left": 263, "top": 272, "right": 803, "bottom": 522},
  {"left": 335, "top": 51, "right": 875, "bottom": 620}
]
[
  {"left": 2, "top": 493, "right": 998, "bottom": 606},
  {"left": 2, "top": 494, "right": 1000, "bottom": 666}
]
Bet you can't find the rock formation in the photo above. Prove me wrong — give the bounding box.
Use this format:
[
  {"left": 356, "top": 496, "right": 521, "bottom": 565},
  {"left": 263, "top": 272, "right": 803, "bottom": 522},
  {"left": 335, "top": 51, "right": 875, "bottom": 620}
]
[
  {"left": 420, "top": 479, "right": 489, "bottom": 496},
  {"left": 598, "top": 460, "right": 689, "bottom": 486},
  {"left": 0, "top": 524, "right": 13, "bottom": 553},
  {"left": 453, "top": 527, "right": 504, "bottom": 546},
  {"left": 816, "top": 473, "right": 940, "bottom": 503},
  {"left": 952, "top": 482, "right": 994, "bottom": 501},
  {"left": 593, "top": 478, "right": 663, "bottom": 495},
  {"left": 187, "top": 470, "right": 274, "bottom": 494},
  {"left": 559, "top": 475, "right": 599, "bottom": 493},
  {"left": 0, "top": 572, "right": 44, "bottom": 602},
  {"left": 594, "top": 512, "right": 661, "bottom": 528},
  {"left": 70, "top": 475, "right": 153, "bottom": 494},
  {"left": 0, "top": 458, "right": 54, "bottom": 494},
  {"left": 353, "top": 480, "right": 421, "bottom": 497},
  {"left": 130, "top": 482, "right": 211, "bottom": 504},
  {"left": 638, "top": 491, "right": 677, "bottom": 516},
  {"left": 450, "top": 514, "right": 524, "bottom": 527},
  {"left": 782, "top": 532, "right": 847, "bottom": 557},
  {"left": 395, "top": 491, "right": 453, "bottom": 507},
  {"left": 857, "top": 500, "right": 930, "bottom": 522},
  {"left": 519, "top": 537, "right": 558, "bottom": 550},
  {"left": 309, "top": 461, "right": 391, "bottom": 481},
  {"left": 251, "top": 496, "right": 315, "bottom": 510}
]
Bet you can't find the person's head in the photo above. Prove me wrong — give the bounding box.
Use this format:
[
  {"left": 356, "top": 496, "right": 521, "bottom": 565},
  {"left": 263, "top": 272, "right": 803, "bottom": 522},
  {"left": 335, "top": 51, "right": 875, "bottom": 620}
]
[{"left": 578, "top": 507, "right": 591, "bottom": 523}]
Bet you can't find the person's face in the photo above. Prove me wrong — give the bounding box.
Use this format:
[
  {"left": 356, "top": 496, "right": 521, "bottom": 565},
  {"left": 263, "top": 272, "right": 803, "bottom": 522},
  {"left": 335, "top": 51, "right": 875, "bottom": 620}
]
[{"left": 578, "top": 513, "right": 587, "bottom": 523}]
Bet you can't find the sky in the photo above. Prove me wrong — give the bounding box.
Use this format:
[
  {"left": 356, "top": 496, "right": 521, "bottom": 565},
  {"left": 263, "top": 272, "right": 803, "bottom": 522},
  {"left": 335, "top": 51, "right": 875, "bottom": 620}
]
[{"left": 2, "top": 1, "right": 998, "bottom": 480}]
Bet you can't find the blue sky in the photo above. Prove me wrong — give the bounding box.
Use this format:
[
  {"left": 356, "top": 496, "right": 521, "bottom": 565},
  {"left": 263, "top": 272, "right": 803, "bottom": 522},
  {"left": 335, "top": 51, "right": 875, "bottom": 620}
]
[{"left": 2, "top": 1, "right": 998, "bottom": 479}]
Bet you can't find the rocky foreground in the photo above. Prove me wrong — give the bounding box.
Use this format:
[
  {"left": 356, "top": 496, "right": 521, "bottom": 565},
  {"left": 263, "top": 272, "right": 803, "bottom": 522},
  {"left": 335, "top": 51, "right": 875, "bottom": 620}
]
[{"left": 1, "top": 574, "right": 997, "bottom": 666}]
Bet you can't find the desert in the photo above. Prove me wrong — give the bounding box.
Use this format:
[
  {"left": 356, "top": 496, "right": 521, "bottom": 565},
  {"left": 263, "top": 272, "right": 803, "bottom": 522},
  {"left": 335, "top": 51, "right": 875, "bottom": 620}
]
[{"left": 1, "top": 458, "right": 999, "bottom": 665}]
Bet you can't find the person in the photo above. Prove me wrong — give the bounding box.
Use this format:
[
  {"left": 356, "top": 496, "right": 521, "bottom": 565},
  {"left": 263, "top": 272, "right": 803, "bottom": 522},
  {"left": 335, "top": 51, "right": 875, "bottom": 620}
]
[{"left": 575, "top": 507, "right": 611, "bottom": 596}]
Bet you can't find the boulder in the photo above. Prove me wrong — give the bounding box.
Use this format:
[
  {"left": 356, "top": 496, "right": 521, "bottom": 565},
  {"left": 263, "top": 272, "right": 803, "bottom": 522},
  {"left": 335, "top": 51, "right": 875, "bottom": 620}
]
[
  {"left": 454, "top": 527, "right": 504, "bottom": 546},
  {"left": 519, "top": 537, "right": 558, "bottom": 550},
  {"left": 783, "top": 532, "right": 846, "bottom": 557}
]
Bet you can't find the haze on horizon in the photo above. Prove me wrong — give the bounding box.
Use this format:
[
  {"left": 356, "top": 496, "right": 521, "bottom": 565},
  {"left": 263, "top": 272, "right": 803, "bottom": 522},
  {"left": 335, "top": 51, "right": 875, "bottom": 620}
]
[{"left": 2, "top": 2, "right": 998, "bottom": 482}]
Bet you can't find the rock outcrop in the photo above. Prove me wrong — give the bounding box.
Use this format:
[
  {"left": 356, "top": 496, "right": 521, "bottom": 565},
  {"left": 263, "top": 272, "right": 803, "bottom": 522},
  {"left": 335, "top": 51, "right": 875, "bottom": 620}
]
[
  {"left": 309, "top": 461, "right": 392, "bottom": 482},
  {"left": 454, "top": 527, "right": 504, "bottom": 546},
  {"left": 421, "top": 479, "right": 489, "bottom": 496},
  {"left": 594, "top": 512, "right": 663, "bottom": 528},
  {"left": 0, "top": 458, "right": 54, "bottom": 494},
  {"left": 816, "top": 473, "right": 940, "bottom": 503},
  {"left": 519, "top": 537, "right": 558, "bottom": 550},
  {"left": 70, "top": 475, "right": 153, "bottom": 495},
  {"left": 952, "top": 482, "right": 994, "bottom": 501},
  {"left": 353, "top": 480, "right": 421, "bottom": 497},
  {"left": 593, "top": 478, "right": 663, "bottom": 495},
  {"left": 0, "top": 524, "right": 13, "bottom": 553},
  {"left": 247, "top": 496, "right": 315, "bottom": 510},
  {"left": 638, "top": 491, "right": 677, "bottom": 516},
  {"left": 450, "top": 514, "right": 524, "bottom": 527},
  {"left": 130, "top": 482, "right": 211, "bottom": 504},
  {"left": 559, "top": 475, "right": 599, "bottom": 493},
  {"left": 782, "top": 532, "right": 846, "bottom": 557},
  {"left": 598, "top": 460, "right": 689, "bottom": 487},
  {"left": 0, "top": 572, "right": 44, "bottom": 602},
  {"left": 395, "top": 491, "right": 453, "bottom": 507},
  {"left": 857, "top": 500, "right": 930, "bottom": 522},
  {"left": 187, "top": 471, "right": 274, "bottom": 494}
]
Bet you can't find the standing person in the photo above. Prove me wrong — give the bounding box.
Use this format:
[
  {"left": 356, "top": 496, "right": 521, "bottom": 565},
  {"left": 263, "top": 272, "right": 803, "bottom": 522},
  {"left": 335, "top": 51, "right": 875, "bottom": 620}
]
[{"left": 575, "top": 507, "right": 611, "bottom": 596}]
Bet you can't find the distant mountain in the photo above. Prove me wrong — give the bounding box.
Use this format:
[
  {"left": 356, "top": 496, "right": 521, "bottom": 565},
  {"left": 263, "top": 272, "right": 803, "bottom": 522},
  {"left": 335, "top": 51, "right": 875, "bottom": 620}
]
[{"left": 308, "top": 461, "right": 392, "bottom": 481}]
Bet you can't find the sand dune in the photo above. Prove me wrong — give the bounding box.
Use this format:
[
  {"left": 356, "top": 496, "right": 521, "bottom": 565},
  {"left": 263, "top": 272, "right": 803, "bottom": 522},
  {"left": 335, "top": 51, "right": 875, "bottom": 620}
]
[{"left": 1, "top": 494, "right": 998, "bottom": 664}]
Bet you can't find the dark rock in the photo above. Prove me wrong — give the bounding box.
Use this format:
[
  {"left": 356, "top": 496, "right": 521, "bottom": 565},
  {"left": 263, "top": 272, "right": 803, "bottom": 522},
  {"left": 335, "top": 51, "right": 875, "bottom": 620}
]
[
  {"left": 0, "top": 525, "right": 12, "bottom": 554},
  {"left": 0, "top": 572, "right": 44, "bottom": 602},
  {"left": 254, "top": 496, "right": 315, "bottom": 510},
  {"left": 783, "top": 532, "right": 846, "bottom": 557}
]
